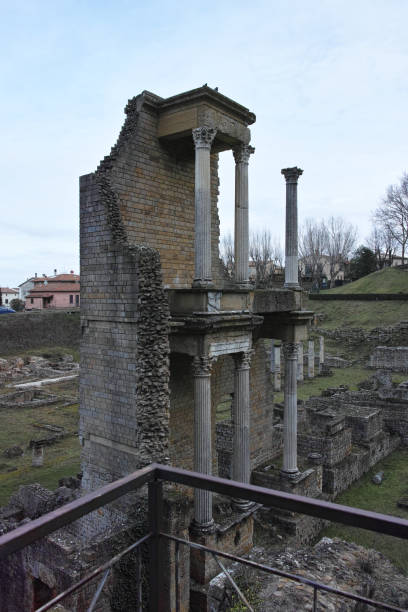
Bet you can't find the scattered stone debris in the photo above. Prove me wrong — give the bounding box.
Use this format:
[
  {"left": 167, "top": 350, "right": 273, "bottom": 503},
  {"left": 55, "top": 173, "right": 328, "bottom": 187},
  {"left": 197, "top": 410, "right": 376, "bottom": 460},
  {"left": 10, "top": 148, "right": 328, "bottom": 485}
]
[
  {"left": 2, "top": 446, "right": 23, "bottom": 459},
  {"left": 0, "top": 354, "right": 79, "bottom": 387},
  {"left": 209, "top": 538, "right": 408, "bottom": 611}
]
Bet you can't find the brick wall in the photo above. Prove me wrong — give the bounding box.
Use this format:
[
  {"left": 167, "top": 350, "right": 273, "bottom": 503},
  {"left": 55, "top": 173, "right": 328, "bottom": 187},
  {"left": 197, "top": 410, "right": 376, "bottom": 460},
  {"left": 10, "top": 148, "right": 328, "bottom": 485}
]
[{"left": 95, "top": 93, "right": 224, "bottom": 290}]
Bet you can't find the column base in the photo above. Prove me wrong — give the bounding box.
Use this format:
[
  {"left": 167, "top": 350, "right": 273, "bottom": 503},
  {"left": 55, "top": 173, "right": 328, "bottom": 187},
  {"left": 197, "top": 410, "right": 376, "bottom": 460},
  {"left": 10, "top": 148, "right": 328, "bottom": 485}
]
[
  {"left": 192, "top": 279, "right": 214, "bottom": 289},
  {"left": 284, "top": 282, "right": 301, "bottom": 290},
  {"left": 280, "top": 468, "right": 300, "bottom": 481},
  {"left": 232, "top": 499, "right": 255, "bottom": 512},
  {"left": 190, "top": 518, "right": 216, "bottom": 537}
]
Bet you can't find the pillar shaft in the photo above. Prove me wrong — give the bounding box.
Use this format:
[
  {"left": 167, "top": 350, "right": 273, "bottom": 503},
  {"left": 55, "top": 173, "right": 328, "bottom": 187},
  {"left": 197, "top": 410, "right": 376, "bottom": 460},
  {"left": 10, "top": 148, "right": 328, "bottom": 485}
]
[
  {"left": 192, "top": 127, "right": 217, "bottom": 287},
  {"left": 281, "top": 167, "right": 303, "bottom": 289},
  {"left": 273, "top": 344, "right": 281, "bottom": 391},
  {"left": 192, "top": 356, "right": 214, "bottom": 531},
  {"left": 297, "top": 342, "right": 304, "bottom": 382},
  {"left": 308, "top": 340, "right": 315, "bottom": 378},
  {"left": 232, "top": 351, "right": 253, "bottom": 511},
  {"left": 319, "top": 336, "right": 325, "bottom": 373},
  {"left": 233, "top": 145, "right": 254, "bottom": 285},
  {"left": 282, "top": 342, "right": 299, "bottom": 477}
]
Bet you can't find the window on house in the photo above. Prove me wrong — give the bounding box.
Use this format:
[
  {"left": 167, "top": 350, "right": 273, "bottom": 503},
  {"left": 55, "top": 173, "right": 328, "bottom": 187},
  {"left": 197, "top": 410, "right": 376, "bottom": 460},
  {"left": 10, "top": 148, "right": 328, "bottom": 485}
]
[
  {"left": 75, "top": 294, "right": 79, "bottom": 306},
  {"left": 70, "top": 295, "right": 73, "bottom": 304},
  {"left": 5, "top": 299, "right": 8, "bottom": 304},
  {"left": 30, "top": 298, "right": 33, "bottom": 304}
]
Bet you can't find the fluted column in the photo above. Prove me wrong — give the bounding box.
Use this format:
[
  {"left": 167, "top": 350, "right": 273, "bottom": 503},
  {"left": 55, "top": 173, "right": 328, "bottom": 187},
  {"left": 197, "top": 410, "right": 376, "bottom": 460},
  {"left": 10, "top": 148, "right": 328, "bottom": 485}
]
[
  {"left": 273, "top": 343, "right": 281, "bottom": 391},
  {"left": 232, "top": 350, "right": 253, "bottom": 511},
  {"left": 281, "top": 167, "right": 303, "bottom": 289},
  {"left": 192, "top": 127, "right": 217, "bottom": 287},
  {"left": 281, "top": 342, "right": 299, "bottom": 478},
  {"left": 308, "top": 340, "right": 315, "bottom": 379},
  {"left": 192, "top": 356, "right": 215, "bottom": 533},
  {"left": 297, "top": 342, "right": 304, "bottom": 382},
  {"left": 233, "top": 144, "right": 255, "bottom": 285}
]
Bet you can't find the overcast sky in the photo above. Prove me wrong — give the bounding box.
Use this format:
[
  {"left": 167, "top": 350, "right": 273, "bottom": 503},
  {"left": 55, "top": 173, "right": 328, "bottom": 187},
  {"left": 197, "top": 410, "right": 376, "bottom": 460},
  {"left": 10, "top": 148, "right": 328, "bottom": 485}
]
[{"left": 1, "top": 0, "right": 407, "bottom": 287}]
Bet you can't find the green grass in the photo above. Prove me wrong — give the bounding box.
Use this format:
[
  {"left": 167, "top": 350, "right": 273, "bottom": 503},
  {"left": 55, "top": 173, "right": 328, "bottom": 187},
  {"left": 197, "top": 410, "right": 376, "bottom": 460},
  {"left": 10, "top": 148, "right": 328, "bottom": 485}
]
[
  {"left": 0, "top": 381, "right": 80, "bottom": 505},
  {"left": 321, "top": 267, "right": 408, "bottom": 294},
  {"left": 274, "top": 366, "right": 372, "bottom": 404},
  {"left": 308, "top": 299, "right": 408, "bottom": 330},
  {"left": 323, "top": 448, "right": 408, "bottom": 574}
]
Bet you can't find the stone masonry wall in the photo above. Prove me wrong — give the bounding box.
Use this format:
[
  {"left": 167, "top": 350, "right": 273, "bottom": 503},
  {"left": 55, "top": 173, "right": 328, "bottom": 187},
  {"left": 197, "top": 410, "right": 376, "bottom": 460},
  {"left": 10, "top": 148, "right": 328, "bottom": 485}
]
[
  {"left": 369, "top": 346, "right": 408, "bottom": 372},
  {"left": 80, "top": 155, "right": 170, "bottom": 491},
  {"left": 94, "top": 92, "right": 224, "bottom": 289}
]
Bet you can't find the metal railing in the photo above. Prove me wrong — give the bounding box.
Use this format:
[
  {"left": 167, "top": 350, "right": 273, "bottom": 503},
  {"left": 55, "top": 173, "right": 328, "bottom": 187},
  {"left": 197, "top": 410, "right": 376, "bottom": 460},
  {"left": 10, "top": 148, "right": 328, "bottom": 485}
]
[{"left": 1, "top": 463, "right": 408, "bottom": 611}]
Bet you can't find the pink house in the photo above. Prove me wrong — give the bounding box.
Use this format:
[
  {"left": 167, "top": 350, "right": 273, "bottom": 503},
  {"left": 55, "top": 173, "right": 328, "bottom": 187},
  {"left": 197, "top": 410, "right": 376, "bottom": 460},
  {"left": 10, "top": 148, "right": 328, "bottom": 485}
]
[{"left": 25, "top": 272, "right": 80, "bottom": 310}]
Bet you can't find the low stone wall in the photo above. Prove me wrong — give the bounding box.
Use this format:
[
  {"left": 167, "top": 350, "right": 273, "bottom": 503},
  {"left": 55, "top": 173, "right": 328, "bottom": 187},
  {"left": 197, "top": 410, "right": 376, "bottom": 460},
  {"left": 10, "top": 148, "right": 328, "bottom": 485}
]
[
  {"left": 316, "top": 321, "right": 408, "bottom": 348},
  {"left": 369, "top": 346, "right": 408, "bottom": 372},
  {"left": 323, "top": 432, "right": 400, "bottom": 497},
  {"left": 0, "top": 311, "right": 80, "bottom": 355}
]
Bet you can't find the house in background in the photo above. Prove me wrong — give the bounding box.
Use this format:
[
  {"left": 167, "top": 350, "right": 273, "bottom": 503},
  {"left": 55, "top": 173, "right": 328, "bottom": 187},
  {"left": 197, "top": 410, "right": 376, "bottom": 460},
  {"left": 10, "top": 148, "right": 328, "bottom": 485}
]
[
  {"left": 25, "top": 272, "right": 80, "bottom": 310},
  {"left": 0, "top": 288, "right": 19, "bottom": 306}
]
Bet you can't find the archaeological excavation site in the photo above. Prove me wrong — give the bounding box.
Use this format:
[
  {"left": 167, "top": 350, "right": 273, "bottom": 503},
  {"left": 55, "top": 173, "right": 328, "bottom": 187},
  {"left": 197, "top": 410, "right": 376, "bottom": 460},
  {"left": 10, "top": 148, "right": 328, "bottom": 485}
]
[{"left": 1, "top": 86, "right": 408, "bottom": 612}]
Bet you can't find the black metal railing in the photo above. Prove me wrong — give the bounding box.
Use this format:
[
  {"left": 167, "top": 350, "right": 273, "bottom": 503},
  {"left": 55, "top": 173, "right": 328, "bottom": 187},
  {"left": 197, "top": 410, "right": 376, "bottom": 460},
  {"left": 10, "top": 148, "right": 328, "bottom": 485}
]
[{"left": 1, "top": 463, "right": 408, "bottom": 611}]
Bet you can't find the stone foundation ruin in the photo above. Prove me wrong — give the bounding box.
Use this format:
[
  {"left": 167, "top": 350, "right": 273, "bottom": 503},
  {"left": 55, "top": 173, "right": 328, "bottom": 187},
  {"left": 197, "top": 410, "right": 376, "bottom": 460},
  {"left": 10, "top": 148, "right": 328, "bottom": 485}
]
[{"left": 1, "top": 86, "right": 408, "bottom": 611}]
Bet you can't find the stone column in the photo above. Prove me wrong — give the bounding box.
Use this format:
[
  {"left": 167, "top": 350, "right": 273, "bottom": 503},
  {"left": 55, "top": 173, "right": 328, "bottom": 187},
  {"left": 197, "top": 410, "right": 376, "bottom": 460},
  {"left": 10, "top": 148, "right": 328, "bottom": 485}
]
[
  {"left": 232, "top": 350, "right": 253, "bottom": 510},
  {"left": 192, "top": 127, "right": 217, "bottom": 287},
  {"left": 319, "top": 336, "right": 325, "bottom": 373},
  {"left": 308, "top": 340, "right": 315, "bottom": 378},
  {"left": 281, "top": 342, "right": 299, "bottom": 478},
  {"left": 192, "top": 356, "right": 215, "bottom": 533},
  {"left": 281, "top": 167, "right": 303, "bottom": 289},
  {"left": 233, "top": 144, "right": 255, "bottom": 285},
  {"left": 274, "top": 344, "right": 281, "bottom": 392},
  {"left": 297, "top": 342, "right": 304, "bottom": 382}
]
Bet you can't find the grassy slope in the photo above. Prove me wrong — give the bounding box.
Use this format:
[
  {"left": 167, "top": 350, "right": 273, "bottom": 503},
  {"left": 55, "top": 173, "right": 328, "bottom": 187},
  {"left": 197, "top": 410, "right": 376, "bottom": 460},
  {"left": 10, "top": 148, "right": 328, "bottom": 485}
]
[
  {"left": 309, "top": 299, "right": 408, "bottom": 330},
  {"left": 322, "top": 267, "right": 408, "bottom": 294}
]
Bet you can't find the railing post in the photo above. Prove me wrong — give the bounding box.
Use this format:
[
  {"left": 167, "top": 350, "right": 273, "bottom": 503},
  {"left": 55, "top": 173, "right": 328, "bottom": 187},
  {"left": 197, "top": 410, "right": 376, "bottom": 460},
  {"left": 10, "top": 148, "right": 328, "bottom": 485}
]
[{"left": 149, "top": 478, "right": 164, "bottom": 612}]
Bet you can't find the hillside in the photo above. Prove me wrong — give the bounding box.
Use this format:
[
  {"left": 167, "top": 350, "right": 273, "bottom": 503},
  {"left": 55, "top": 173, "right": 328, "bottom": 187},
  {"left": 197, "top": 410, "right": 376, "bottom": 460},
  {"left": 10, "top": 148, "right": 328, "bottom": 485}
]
[{"left": 322, "top": 267, "right": 408, "bottom": 294}]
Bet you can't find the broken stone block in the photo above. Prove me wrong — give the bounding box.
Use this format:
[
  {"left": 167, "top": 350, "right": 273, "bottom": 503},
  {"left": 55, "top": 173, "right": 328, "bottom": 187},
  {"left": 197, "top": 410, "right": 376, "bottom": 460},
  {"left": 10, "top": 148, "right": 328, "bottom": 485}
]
[
  {"left": 2, "top": 445, "right": 23, "bottom": 459},
  {"left": 372, "top": 471, "right": 384, "bottom": 485}
]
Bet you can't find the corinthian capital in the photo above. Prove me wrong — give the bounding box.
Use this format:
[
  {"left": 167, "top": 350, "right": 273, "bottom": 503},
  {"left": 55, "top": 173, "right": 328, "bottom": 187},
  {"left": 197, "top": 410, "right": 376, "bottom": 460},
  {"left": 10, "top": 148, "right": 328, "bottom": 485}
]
[
  {"left": 281, "top": 167, "right": 303, "bottom": 184},
  {"left": 233, "top": 144, "right": 255, "bottom": 165},
  {"left": 192, "top": 355, "right": 215, "bottom": 376},
  {"left": 282, "top": 342, "right": 299, "bottom": 360},
  {"left": 234, "top": 349, "right": 253, "bottom": 371},
  {"left": 192, "top": 126, "right": 217, "bottom": 149}
]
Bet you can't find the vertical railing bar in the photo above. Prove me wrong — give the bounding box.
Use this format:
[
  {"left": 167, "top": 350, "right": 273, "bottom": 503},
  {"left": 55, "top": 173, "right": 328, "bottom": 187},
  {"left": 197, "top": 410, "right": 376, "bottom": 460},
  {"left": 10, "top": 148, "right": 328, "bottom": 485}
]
[
  {"left": 136, "top": 545, "right": 142, "bottom": 612},
  {"left": 313, "top": 585, "right": 318, "bottom": 612},
  {"left": 87, "top": 568, "right": 110, "bottom": 612},
  {"left": 211, "top": 552, "right": 254, "bottom": 612},
  {"left": 148, "top": 478, "right": 163, "bottom": 612},
  {"left": 175, "top": 540, "right": 180, "bottom": 612}
]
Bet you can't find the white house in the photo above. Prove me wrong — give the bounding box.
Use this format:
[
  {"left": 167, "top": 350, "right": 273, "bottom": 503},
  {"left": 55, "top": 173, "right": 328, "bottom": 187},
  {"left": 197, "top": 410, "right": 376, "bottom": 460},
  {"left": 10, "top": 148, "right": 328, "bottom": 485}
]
[{"left": 0, "top": 287, "right": 19, "bottom": 306}]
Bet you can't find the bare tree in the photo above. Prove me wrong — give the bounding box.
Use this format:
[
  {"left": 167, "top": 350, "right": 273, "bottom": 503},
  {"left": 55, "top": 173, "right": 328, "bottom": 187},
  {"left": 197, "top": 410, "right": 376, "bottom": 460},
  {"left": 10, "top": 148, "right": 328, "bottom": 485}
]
[
  {"left": 249, "top": 230, "right": 283, "bottom": 287},
  {"left": 367, "top": 225, "right": 397, "bottom": 269},
  {"left": 220, "top": 232, "right": 234, "bottom": 278},
  {"left": 374, "top": 173, "right": 408, "bottom": 264},
  {"left": 326, "top": 216, "right": 357, "bottom": 287},
  {"left": 298, "top": 219, "right": 328, "bottom": 284}
]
